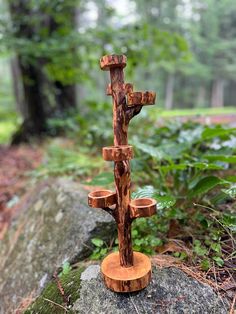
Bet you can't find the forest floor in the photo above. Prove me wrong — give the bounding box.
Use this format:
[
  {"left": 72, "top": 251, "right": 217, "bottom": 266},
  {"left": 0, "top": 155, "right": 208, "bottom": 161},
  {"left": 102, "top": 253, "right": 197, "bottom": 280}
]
[{"left": 0, "top": 145, "right": 42, "bottom": 239}]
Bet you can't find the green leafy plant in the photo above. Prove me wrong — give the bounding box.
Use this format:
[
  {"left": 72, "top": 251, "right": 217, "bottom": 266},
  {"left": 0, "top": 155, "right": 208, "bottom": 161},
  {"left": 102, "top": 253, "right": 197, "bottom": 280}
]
[
  {"left": 90, "top": 238, "right": 108, "bottom": 260},
  {"left": 128, "top": 122, "right": 236, "bottom": 269}
]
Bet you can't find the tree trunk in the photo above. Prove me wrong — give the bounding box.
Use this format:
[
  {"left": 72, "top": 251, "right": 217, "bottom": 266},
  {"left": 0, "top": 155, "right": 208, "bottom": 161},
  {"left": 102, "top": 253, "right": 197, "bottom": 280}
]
[
  {"left": 10, "top": 57, "right": 25, "bottom": 116},
  {"left": 211, "top": 79, "right": 225, "bottom": 108},
  {"left": 110, "top": 67, "right": 133, "bottom": 267},
  {"left": 11, "top": 59, "right": 49, "bottom": 144},
  {"left": 9, "top": 0, "right": 77, "bottom": 143},
  {"left": 55, "top": 82, "right": 76, "bottom": 112},
  {"left": 165, "top": 73, "right": 175, "bottom": 110},
  {"left": 196, "top": 85, "right": 206, "bottom": 107}
]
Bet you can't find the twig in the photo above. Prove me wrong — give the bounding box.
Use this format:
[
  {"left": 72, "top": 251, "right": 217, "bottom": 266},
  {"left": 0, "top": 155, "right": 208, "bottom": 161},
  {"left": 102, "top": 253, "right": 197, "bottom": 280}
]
[
  {"left": 53, "top": 271, "right": 68, "bottom": 305},
  {"left": 229, "top": 293, "right": 236, "bottom": 314},
  {"left": 129, "top": 295, "right": 140, "bottom": 314},
  {"left": 43, "top": 297, "right": 68, "bottom": 312}
]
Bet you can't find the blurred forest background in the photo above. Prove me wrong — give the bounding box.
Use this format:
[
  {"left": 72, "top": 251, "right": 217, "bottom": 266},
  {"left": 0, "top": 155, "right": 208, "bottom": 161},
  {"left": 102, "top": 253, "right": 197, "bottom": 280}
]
[{"left": 0, "top": 0, "right": 235, "bottom": 143}]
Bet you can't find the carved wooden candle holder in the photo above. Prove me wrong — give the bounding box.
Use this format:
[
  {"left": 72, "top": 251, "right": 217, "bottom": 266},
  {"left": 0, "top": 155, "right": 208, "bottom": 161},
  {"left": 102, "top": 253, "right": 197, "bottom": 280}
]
[{"left": 88, "top": 54, "right": 157, "bottom": 293}]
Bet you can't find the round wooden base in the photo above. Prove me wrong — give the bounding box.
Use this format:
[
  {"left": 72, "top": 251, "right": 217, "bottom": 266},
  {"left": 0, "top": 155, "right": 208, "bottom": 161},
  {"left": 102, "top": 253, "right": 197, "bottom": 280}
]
[{"left": 101, "top": 252, "right": 151, "bottom": 293}]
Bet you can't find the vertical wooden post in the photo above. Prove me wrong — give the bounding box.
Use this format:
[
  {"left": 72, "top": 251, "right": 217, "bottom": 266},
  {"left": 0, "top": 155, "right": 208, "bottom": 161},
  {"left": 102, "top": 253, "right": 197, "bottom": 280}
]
[
  {"left": 109, "top": 66, "right": 133, "bottom": 267},
  {"left": 88, "top": 54, "right": 157, "bottom": 292}
]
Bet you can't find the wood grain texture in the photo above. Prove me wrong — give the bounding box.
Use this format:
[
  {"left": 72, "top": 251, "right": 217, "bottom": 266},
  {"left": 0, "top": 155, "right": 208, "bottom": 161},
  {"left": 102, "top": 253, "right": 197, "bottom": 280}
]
[
  {"left": 129, "top": 198, "right": 157, "bottom": 219},
  {"left": 101, "top": 251, "right": 151, "bottom": 292},
  {"left": 106, "top": 83, "right": 133, "bottom": 96},
  {"left": 102, "top": 145, "right": 133, "bottom": 161},
  {"left": 109, "top": 61, "right": 134, "bottom": 267},
  {"left": 100, "top": 54, "right": 127, "bottom": 71},
  {"left": 127, "top": 91, "right": 156, "bottom": 106}
]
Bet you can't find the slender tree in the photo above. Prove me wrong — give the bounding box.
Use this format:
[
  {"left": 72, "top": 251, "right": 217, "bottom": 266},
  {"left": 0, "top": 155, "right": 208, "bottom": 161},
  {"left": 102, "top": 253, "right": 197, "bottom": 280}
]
[{"left": 5, "top": 0, "right": 79, "bottom": 142}]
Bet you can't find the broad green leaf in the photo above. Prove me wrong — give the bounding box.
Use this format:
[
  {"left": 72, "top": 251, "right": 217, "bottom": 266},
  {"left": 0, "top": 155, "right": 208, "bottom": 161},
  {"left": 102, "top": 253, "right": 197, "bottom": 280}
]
[
  {"left": 188, "top": 176, "right": 225, "bottom": 197},
  {"left": 135, "top": 142, "right": 166, "bottom": 160},
  {"left": 158, "top": 142, "right": 189, "bottom": 159},
  {"left": 210, "top": 243, "right": 221, "bottom": 253},
  {"left": 61, "top": 261, "right": 72, "bottom": 276},
  {"left": 201, "top": 127, "right": 236, "bottom": 140},
  {"left": 91, "top": 238, "right": 104, "bottom": 247},
  {"left": 132, "top": 187, "right": 175, "bottom": 210},
  {"left": 210, "top": 191, "right": 229, "bottom": 205},
  {"left": 204, "top": 155, "right": 236, "bottom": 163},
  {"left": 213, "top": 256, "right": 224, "bottom": 267},
  {"left": 192, "top": 162, "right": 224, "bottom": 170},
  {"left": 156, "top": 163, "right": 188, "bottom": 171},
  {"left": 194, "top": 244, "right": 207, "bottom": 256},
  {"left": 221, "top": 213, "right": 236, "bottom": 232},
  {"left": 156, "top": 162, "right": 224, "bottom": 172},
  {"left": 132, "top": 186, "right": 155, "bottom": 199},
  {"left": 155, "top": 195, "right": 176, "bottom": 210}
]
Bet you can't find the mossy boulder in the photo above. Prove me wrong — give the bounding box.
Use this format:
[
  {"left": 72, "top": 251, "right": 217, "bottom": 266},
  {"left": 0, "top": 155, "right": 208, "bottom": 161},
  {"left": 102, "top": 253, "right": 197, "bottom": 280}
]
[
  {"left": 73, "top": 265, "right": 229, "bottom": 314},
  {"left": 0, "top": 179, "right": 115, "bottom": 313},
  {"left": 27, "top": 264, "right": 229, "bottom": 314},
  {"left": 25, "top": 264, "right": 85, "bottom": 314}
]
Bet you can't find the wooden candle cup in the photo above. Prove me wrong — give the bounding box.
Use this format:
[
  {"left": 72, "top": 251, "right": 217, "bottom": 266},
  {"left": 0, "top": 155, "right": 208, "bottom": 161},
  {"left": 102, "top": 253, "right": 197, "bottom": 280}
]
[
  {"left": 129, "top": 198, "right": 157, "bottom": 219},
  {"left": 88, "top": 190, "right": 116, "bottom": 208},
  {"left": 127, "top": 91, "right": 156, "bottom": 106}
]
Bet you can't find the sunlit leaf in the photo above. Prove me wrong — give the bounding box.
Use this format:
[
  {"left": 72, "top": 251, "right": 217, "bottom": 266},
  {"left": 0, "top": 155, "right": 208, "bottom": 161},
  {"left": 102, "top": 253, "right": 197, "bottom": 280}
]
[
  {"left": 91, "top": 238, "right": 104, "bottom": 247},
  {"left": 132, "top": 186, "right": 156, "bottom": 198},
  {"left": 155, "top": 195, "right": 176, "bottom": 210},
  {"left": 222, "top": 185, "right": 236, "bottom": 198}
]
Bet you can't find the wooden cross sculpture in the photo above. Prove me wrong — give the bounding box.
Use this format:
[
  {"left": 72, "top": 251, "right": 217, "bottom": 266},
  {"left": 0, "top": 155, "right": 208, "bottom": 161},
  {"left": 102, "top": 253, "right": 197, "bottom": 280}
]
[{"left": 88, "top": 54, "right": 157, "bottom": 292}]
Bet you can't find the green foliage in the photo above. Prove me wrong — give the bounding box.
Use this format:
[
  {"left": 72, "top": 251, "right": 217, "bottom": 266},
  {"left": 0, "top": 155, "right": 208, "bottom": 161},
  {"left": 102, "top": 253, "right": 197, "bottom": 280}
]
[
  {"left": 31, "top": 141, "right": 103, "bottom": 179},
  {"left": 131, "top": 120, "right": 235, "bottom": 266},
  {"left": 86, "top": 172, "right": 114, "bottom": 186},
  {"left": 89, "top": 120, "right": 235, "bottom": 270},
  {"left": 90, "top": 238, "right": 108, "bottom": 260},
  {"left": 132, "top": 186, "right": 176, "bottom": 211},
  {"left": 59, "top": 261, "right": 72, "bottom": 277},
  {"left": 188, "top": 176, "right": 225, "bottom": 197},
  {"left": 25, "top": 265, "right": 85, "bottom": 313},
  {"left": 0, "top": 107, "right": 20, "bottom": 144}
]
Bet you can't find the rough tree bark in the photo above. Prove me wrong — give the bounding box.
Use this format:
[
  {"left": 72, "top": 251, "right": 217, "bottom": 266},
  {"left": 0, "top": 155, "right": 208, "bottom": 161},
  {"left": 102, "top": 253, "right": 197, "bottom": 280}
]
[
  {"left": 110, "top": 66, "right": 133, "bottom": 267},
  {"left": 10, "top": 57, "right": 25, "bottom": 116}
]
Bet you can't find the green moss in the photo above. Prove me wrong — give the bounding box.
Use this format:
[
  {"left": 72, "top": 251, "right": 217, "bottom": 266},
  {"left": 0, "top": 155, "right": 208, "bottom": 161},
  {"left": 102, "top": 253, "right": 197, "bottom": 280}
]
[{"left": 25, "top": 265, "right": 85, "bottom": 314}]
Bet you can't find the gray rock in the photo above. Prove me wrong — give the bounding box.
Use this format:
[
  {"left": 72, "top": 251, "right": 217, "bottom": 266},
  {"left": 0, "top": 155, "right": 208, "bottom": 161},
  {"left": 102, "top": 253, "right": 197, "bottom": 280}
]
[
  {"left": 73, "top": 265, "right": 229, "bottom": 314},
  {"left": 0, "top": 179, "right": 115, "bottom": 313},
  {"left": 81, "top": 265, "right": 100, "bottom": 281}
]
